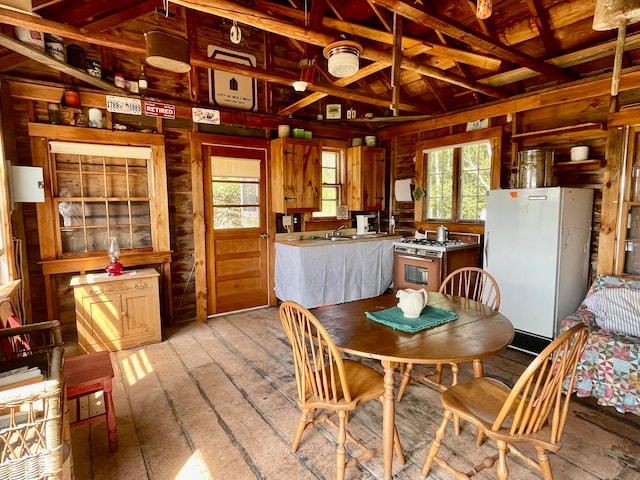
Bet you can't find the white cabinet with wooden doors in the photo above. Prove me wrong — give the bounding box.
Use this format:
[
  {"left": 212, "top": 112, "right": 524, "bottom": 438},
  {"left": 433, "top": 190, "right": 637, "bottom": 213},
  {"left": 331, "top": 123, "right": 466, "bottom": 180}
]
[
  {"left": 71, "top": 268, "right": 161, "bottom": 353},
  {"left": 346, "top": 146, "right": 386, "bottom": 211},
  {"left": 271, "top": 137, "right": 322, "bottom": 212}
]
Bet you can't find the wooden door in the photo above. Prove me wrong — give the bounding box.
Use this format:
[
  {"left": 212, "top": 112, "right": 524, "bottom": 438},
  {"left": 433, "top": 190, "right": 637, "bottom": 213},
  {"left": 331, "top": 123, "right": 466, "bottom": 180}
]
[
  {"left": 366, "top": 147, "right": 386, "bottom": 210},
  {"left": 203, "top": 144, "right": 269, "bottom": 314}
]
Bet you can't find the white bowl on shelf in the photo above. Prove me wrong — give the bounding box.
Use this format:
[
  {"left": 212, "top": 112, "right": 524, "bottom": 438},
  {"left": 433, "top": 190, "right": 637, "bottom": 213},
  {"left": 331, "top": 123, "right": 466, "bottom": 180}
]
[{"left": 570, "top": 145, "right": 589, "bottom": 161}]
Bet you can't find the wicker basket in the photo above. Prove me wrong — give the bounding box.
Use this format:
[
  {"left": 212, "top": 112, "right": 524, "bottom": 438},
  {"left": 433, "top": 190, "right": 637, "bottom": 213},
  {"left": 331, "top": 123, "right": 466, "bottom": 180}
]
[{"left": 0, "top": 321, "right": 64, "bottom": 480}]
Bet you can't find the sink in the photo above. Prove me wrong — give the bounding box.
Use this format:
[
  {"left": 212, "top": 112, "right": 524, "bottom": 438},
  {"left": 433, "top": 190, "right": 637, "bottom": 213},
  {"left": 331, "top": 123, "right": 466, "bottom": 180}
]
[{"left": 301, "top": 232, "right": 389, "bottom": 242}]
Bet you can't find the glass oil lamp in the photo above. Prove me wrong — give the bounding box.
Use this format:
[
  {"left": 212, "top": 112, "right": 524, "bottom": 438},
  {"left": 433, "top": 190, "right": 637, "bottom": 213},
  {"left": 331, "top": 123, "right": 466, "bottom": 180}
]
[{"left": 106, "top": 236, "right": 123, "bottom": 276}]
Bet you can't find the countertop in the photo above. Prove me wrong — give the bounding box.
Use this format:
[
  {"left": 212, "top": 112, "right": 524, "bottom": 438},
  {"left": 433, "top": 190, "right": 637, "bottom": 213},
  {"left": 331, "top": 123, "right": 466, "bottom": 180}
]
[{"left": 276, "top": 231, "right": 402, "bottom": 246}]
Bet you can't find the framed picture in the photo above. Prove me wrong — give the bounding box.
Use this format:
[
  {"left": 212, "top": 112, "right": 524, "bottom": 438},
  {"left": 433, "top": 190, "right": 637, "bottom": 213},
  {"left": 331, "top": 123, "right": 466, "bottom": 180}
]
[{"left": 326, "top": 104, "right": 341, "bottom": 120}]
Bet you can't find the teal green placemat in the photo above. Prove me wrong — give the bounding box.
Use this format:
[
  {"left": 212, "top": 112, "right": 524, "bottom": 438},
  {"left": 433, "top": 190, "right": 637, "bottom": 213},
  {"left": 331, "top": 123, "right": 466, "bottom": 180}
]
[{"left": 365, "top": 306, "right": 459, "bottom": 333}]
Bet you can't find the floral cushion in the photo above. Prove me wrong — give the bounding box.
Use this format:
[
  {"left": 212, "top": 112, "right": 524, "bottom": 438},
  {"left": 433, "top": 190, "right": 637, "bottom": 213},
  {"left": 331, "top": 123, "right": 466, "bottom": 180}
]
[{"left": 560, "top": 274, "right": 640, "bottom": 415}]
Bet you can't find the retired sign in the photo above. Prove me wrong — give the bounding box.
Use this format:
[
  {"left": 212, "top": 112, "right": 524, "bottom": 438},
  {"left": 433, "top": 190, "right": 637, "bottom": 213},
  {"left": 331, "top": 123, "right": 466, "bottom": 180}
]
[{"left": 144, "top": 101, "right": 175, "bottom": 119}]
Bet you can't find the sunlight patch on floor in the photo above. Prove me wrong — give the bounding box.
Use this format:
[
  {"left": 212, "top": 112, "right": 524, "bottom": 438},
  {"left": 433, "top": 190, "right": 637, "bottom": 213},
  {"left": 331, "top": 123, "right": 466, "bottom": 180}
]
[
  {"left": 175, "top": 450, "right": 213, "bottom": 480},
  {"left": 121, "top": 349, "right": 154, "bottom": 386}
]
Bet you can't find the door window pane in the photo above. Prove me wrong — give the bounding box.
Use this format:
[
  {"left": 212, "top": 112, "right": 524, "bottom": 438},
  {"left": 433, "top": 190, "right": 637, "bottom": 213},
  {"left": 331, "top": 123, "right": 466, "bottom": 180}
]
[{"left": 211, "top": 156, "right": 261, "bottom": 229}]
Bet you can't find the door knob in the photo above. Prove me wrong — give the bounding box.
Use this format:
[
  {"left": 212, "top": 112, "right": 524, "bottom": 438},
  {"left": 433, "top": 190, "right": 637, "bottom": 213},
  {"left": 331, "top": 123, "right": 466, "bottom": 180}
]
[{"left": 259, "top": 233, "right": 268, "bottom": 239}]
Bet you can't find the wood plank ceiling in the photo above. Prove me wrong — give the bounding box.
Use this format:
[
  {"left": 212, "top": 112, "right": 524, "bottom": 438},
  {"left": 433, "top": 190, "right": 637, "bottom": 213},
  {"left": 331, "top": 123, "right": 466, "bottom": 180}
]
[{"left": 1, "top": 0, "right": 638, "bottom": 123}]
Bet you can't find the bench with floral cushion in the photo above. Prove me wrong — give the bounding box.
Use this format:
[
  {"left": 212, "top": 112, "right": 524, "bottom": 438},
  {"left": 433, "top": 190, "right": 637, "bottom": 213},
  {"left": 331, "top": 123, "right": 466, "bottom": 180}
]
[{"left": 560, "top": 274, "right": 640, "bottom": 415}]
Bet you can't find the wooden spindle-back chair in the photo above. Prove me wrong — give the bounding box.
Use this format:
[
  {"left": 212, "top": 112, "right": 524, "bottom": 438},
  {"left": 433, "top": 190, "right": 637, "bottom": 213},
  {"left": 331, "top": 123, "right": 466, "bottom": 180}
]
[
  {"left": 279, "top": 301, "right": 403, "bottom": 480},
  {"left": 422, "top": 322, "right": 589, "bottom": 480}
]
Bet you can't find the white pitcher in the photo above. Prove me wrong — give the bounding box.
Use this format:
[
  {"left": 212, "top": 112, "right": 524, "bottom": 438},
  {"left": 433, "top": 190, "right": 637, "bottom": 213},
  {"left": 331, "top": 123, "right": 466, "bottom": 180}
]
[{"left": 396, "top": 288, "right": 428, "bottom": 318}]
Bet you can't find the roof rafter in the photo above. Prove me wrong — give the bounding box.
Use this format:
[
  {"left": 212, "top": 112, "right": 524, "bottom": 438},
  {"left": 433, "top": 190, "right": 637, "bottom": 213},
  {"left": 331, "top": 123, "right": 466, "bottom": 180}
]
[{"left": 370, "top": 0, "right": 574, "bottom": 82}]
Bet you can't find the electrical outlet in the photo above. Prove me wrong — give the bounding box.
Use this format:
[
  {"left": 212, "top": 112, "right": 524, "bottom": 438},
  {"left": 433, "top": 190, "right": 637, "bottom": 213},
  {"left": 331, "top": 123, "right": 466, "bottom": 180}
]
[{"left": 282, "top": 215, "right": 292, "bottom": 227}]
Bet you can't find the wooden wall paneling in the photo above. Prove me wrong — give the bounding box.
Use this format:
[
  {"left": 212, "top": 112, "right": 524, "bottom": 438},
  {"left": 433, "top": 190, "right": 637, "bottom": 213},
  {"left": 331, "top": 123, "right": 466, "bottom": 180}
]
[
  {"left": 188, "top": 133, "right": 208, "bottom": 322},
  {"left": 165, "top": 128, "right": 197, "bottom": 323},
  {"left": 598, "top": 125, "right": 625, "bottom": 275}
]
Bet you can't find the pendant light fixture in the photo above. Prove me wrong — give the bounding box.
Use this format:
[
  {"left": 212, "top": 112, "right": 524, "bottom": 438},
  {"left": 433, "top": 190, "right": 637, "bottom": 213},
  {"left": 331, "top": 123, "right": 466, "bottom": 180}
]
[
  {"left": 323, "top": 39, "right": 362, "bottom": 78},
  {"left": 476, "top": 0, "right": 492, "bottom": 19}
]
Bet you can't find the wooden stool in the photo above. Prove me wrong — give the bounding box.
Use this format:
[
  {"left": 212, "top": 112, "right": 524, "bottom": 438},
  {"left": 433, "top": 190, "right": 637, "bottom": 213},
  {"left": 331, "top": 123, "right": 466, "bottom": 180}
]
[{"left": 65, "top": 351, "right": 118, "bottom": 452}]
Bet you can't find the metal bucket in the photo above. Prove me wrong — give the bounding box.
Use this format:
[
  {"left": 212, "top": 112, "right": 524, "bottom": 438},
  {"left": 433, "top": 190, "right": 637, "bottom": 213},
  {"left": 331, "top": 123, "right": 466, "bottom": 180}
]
[{"left": 517, "top": 149, "right": 554, "bottom": 188}]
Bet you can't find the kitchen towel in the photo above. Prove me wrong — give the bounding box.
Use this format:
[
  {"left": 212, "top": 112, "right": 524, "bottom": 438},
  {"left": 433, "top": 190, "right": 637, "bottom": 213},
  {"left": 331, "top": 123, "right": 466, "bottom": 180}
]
[
  {"left": 395, "top": 179, "right": 413, "bottom": 202},
  {"left": 365, "top": 306, "right": 458, "bottom": 333}
]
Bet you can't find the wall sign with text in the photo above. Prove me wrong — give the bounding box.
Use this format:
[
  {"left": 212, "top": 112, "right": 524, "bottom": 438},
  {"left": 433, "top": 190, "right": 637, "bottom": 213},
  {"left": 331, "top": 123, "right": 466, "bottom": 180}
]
[{"left": 208, "top": 46, "right": 257, "bottom": 111}]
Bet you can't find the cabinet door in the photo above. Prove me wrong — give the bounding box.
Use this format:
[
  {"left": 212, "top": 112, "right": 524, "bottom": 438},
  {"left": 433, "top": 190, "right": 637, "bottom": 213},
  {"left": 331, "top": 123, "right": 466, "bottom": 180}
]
[
  {"left": 347, "top": 147, "right": 386, "bottom": 211},
  {"left": 364, "top": 148, "right": 386, "bottom": 210},
  {"left": 273, "top": 139, "right": 321, "bottom": 212},
  {"left": 80, "top": 293, "right": 124, "bottom": 350}
]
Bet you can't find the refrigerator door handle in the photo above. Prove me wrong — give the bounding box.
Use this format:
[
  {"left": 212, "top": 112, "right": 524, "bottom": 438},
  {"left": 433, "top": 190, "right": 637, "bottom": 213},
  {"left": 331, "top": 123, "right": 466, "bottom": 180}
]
[
  {"left": 484, "top": 232, "right": 489, "bottom": 267},
  {"left": 527, "top": 195, "right": 548, "bottom": 200}
]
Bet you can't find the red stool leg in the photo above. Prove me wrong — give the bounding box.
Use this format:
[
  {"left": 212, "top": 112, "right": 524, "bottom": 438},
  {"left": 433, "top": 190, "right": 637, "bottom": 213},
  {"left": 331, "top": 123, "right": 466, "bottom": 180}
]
[{"left": 103, "top": 378, "right": 118, "bottom": 452}]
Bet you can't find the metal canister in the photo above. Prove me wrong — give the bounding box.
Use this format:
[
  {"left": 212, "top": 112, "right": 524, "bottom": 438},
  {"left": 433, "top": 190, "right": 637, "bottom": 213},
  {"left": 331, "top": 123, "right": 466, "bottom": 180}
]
[
  {"left": 517, "top": 149, "right": 553, "bottom": 188},
  {"left": 436, "top": 225, "right": 449, "bottom": 242}
]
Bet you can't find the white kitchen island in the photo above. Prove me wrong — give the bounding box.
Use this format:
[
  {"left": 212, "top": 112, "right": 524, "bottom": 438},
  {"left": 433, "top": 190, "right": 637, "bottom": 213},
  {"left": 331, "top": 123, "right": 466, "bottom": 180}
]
[{"left": 275, "top": 237, "right": 398, "bottom": 308}]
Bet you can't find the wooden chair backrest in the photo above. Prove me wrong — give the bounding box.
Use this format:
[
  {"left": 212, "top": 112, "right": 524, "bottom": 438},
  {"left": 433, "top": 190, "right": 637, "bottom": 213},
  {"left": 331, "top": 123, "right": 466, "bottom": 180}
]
[
  {"left": 279, "top": 301, "right": 352, "bottom": 406},
  {"left": 492, "top": 323, "right": 589, "bottom": 444},
  {"left": 439, "top": 267, "right": 501, "bottom": 309}
]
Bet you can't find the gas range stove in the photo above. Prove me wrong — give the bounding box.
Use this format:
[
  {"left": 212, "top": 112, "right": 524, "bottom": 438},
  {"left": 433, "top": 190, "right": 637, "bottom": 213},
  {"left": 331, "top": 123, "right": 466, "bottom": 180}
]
[{"left": 393, "top": 237, "right": 479, "bottom": 257}]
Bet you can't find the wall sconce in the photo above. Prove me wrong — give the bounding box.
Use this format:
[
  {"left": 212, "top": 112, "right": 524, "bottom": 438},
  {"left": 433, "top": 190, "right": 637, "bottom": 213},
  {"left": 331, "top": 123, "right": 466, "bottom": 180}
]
[
  {"left": 323, "top": 40, "right": 362, "bottom": 78},
  {"left": 292, "top": 81, "right": 308, "bottom": 92}
]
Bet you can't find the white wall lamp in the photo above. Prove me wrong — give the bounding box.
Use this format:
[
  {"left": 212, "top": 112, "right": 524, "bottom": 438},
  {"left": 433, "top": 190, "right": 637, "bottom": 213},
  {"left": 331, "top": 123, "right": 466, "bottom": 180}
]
[{"left": 323, "top": 40, "right": 362, "bottom": 78}]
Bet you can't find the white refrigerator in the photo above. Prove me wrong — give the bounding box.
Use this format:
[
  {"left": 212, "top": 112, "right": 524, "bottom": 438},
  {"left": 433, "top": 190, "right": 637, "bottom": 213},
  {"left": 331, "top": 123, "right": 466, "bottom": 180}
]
[{"left": 484, "top": 187, "right": 593, "bottom": 342}]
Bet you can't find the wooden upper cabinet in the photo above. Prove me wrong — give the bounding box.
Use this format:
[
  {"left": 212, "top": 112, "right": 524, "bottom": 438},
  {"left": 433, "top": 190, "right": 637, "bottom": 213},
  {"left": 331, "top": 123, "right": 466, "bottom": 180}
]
[
  {"left": 346, "top": 146, "right": 386, "bottom": 211},
  {"left": 271, "top": 138, "right": 321, "bottom": 213}
]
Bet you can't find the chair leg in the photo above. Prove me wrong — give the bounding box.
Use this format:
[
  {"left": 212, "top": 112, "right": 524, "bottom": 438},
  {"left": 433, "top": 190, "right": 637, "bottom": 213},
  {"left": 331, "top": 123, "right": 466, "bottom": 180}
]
[
  {"left": 496, "top": 440, "right": 509, "bottom": 480},
  {"left": 397, "top": 363, "right": 414, "bottom": 401},
  {"left": 292, "top": 409, "right": 309, "bottom": 452},
  {"left": 103, "top": 380, "right": 118, "bottom": 452},
  {"left": 536, "top": 447, "right": 553, "bottom": 480},
  {"left": 336, "top": 411, "right": 347, "bottom": 480},
  {"left": 421, "top": 409, "right": 452, "bottom": 477}
]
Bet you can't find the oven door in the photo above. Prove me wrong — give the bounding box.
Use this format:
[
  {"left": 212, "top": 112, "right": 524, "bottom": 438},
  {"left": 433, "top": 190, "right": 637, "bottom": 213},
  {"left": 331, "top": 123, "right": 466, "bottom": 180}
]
[{"left": 393, "top": 252, "right": 442, "bottom": 292}]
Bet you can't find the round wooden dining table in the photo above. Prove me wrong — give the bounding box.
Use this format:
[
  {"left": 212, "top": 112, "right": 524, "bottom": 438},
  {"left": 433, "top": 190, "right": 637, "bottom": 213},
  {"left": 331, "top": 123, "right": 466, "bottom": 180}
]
[{"left": 311, "top": 292, "right": 514, "bottom": 480}]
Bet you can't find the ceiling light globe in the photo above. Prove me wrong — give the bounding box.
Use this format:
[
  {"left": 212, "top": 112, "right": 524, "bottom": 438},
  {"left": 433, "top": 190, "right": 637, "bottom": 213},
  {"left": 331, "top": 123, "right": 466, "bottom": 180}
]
[
  {"left": 323, "top": 40, "right": 363, "bottom": 78},
  {"left": 292, "top": 81, "right": 308, "bottom": 92}
]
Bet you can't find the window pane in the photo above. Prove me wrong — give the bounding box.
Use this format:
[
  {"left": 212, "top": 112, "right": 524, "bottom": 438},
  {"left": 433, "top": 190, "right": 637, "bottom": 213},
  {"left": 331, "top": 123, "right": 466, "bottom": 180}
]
[
  {"left": 214, "top": 207, "right": 260, "bottom": 228},
  {"left": 313, "top": 150, "right": 342, "bottom": 218},
  {"left": 426, "top": 148, "right": 453, "bottom": 220},
  {"left": 459, "top": 142, "right": 491, "bottom": 221},
  {"left": 211, "top": 157, "right": 261, "bottom": 230}
]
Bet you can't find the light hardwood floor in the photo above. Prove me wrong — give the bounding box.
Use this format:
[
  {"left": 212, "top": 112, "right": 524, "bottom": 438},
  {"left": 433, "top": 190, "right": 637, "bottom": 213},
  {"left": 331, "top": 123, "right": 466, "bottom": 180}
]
[{"left": 70, "top": 306, "right": 640, "bottom": 480}]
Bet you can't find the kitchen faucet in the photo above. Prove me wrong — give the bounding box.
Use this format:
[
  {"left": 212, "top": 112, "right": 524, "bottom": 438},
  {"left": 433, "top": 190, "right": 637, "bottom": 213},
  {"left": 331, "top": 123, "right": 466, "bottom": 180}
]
[{"left": 326, "top": 225, "right": 346, "bottom": 238}]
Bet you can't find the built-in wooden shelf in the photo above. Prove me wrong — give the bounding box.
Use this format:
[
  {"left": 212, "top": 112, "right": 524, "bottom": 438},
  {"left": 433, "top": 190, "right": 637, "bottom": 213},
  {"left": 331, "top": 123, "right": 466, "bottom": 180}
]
[
  {"left": 553, "top": 159, "right": 606, "bottom": 173},
  {"left": 0, "top": 32, "right": 121, "bottom": 93},
  {"left": 512, "top": 122, "right": 607, "bottom": 150}
]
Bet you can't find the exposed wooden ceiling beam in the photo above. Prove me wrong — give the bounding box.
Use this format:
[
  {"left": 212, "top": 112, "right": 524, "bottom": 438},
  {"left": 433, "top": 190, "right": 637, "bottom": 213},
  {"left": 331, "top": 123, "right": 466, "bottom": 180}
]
[
  {"left": 254, "top": 0, "right": 502, "bottom": 71},
  {"left": 169, "top": 0, "right": 505, "bottom": 98},
  {"left": 524, "top": 0, "right": 558, "bottom": 57},
  {"left": 370, "top": 0, "right": 574, "bottom": 82}
]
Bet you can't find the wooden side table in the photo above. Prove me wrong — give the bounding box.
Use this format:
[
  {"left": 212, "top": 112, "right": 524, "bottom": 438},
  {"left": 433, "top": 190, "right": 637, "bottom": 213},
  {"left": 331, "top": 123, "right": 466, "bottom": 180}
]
[{"left": 65, "top": 351, "right": 118, "bottom": 452}]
